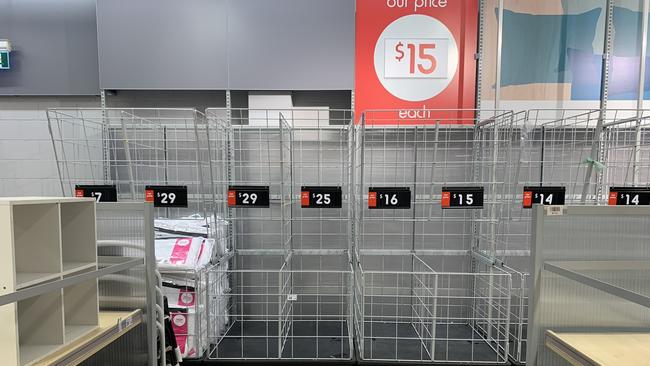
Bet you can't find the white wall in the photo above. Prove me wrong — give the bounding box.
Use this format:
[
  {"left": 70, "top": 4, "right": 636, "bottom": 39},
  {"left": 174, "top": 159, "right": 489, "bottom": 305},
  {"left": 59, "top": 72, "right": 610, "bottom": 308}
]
[
  {"left": 248, "top": 92, "right": 330, "bottom": 127},
  {"left": 0, "top": 96, "right": 99, "bottom": 196}
]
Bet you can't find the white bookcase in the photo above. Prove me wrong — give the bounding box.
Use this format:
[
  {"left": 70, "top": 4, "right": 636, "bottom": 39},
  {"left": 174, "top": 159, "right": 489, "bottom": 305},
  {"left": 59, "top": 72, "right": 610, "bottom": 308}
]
[
  {"left": 60, "top": 201, "right": 98, "bottom": 275},
  {"left": 0, "top": 197, "right": 99, "bottom": 366}
]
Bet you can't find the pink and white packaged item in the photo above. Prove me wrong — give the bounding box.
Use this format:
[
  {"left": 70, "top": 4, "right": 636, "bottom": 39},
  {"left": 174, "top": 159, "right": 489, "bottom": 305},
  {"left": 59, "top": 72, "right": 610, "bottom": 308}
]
[
  {"left": 163, "top": 284, "right": 199, "bottom": 309},
  {"left": 156, "top": 237, "right": 209, "bottom": 270},
  {"left": 197, "top": 238, "right": 215, "bottom": 267},
  {"left": 154, "top": 214, "right": 228, "bottom": 238},
  {"left": 163, "top": 282, "right": 207, "bottom": 359},
  {"left": 155, "top": 216, "right": 209, "bottom": 236},
  {"left": 170, "top": 310, "right": 206, "bottom": 359}
]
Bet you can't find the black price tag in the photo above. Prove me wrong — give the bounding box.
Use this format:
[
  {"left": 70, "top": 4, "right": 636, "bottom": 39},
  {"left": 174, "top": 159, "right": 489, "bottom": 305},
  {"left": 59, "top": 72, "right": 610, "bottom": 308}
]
[
  {"left": 75, "top": 185, "right": 117, "bottom": 202},
  {"left": 228, "top": 186, "right": 270, "bottom": 207},
  {"left": 369, "top": 187, "right": 411, "bottom": 209},
  {"left": 301, "top": 186, "right": 342, "bottom": 208},
  {"left": 609, "top": 187, "right": 650, "bottom": 206},
  {"left": 145, "top": 185, "right": 188, "bottom": 208},
  {"left": 441, "top": 186, "right": 484, "bottom": 209},
  {"left": 523, "top": 186, "right": 566, "bottom": 208}
]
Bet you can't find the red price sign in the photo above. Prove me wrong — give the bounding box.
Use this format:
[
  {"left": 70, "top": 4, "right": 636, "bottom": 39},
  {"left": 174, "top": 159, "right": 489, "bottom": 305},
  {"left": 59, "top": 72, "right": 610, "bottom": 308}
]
[
  {"left": 354, "top": 0, "right": 479, "bottom": 121},
  {"left": 385, "top": 38, "right": 448, "bottom": 79}
]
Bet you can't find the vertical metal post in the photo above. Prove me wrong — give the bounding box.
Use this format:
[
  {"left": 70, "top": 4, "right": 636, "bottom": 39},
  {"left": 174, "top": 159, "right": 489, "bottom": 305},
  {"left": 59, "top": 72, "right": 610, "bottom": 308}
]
[
  {"left": 409, "top": 127, "right": 419, "bottom": 325},
  {"left": 490, "top": 123, "right": 499, "bottom": 256},
  {"left": 358, "top": 113, "right": 366, "bottom": 261},
  {"left": 431, "top": 273, "right": 438, "bottom": 361},
  {"left": 494, "top": 0, "right": 504, "bottom": 110},
  {"left": 582, "top": 0, "right": 614, "bottom": 203},
  {"left": 470, "top": 122, "right": 480, "bottom": 249},
  {"left": 279, "top": 113, "right": 291, "bottom": 259},
  {"left": 78, "top": 110, "right": 97, "bottom": 183},
  {"left": 143, "top": 203, "right": 158, "bottom": 366},
  {"left": 348, "top": 120, "right": 354, "bottom": 257},
  {"left": 525, "top": 205, "right": 546, "bottom": 364},
  {"left": 356, "top": 117, "right": 365, "bottom": 362},
  {"left": 475, "top": 0, "right": 485, "bottom": 111},
  {"left": 428, "top": 122, "right": 440, "bottom": 219},
  {"left": 192, "top": 111, "right": 209, "bottom": 220},
  {"left": 279, "top": 113, "right": 286, "bottom": 257},
  {"left": 101, "top": 90, "right": 110, "bottom": 182},
  {"left": 226, "top": 108, "right": 236, "bottom": 252},
  {"left": 357, "top": 115, "right": 366, "bottom": 358},
  {"left": 226, "top": 90, "right": 232, "bottom": 127},
  {"left": 278, "top": 271, "right": 283, "bottom": 359},
  {"left": 469, "top": 122, "right": 482, "bottom": 333},
  {"left": 46, "top": 111, "right": 67, "bottom": 196},
  {"left": 503, "top": 275, "right": 512, "bottom": 360},
  {"left": 539, "top": 126, "right": 546, "bottom": 187},
  {"left": 288, "top": 115, "right": 294, "bottom": 263},
  {"left": 348, "top": 114, "right": 356, "bottom": 348},
  {"left": 100, "top": 89, "right": 106, "bottom": 110},
  {"left": 203, "top": 113, "right": 219, "bottom": 231},
  {"left": 163, "top": 126, "right": 168, "bottom": 186},
  {"left": 57, "top": 114, "right": 74, "bottom": 194},
  {"left": 635, "top": 0, "right": 649, "bottom": 185},
  {"left": 410, "top": 126, "right": 418, "bottom": 256},
  {"left": 486, "top": 119, "right": 499, "bottom": 341},
  {"left": 119, "top": 114, "right": 137, "bottom": 199}
]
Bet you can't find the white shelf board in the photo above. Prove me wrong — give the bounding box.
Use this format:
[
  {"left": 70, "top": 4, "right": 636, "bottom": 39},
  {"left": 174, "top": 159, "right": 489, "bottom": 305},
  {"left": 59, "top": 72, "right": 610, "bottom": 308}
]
[
  {"left": 62, "top": 262, "right": 97, "bottom": 276},
  {"left": 65, "top": 325, "right": 98, "bottom": 343},
  {"left": 16, "top": 272, "right": 61, "bottom": 289},
  {"left": 20, "top": 344, "right": 62, "bottom": 366},
  {"left": 60, "top": 200, "right": 97, "bottom": 277}
]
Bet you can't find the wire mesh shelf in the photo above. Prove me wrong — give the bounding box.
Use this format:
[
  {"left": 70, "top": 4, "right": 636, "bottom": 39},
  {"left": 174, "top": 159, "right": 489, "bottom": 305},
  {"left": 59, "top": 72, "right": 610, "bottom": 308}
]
[
  {"left": 47, "top": 108, "right": 221, "bottom": 236},
  {"left": 492, "top": 108, "right": 650, "bottom": 364},
  {"left": 3, "top": 106, "right": 647, "bottom": 364},
  {"left": 352, "top": 110, "right": 514, "bottom": 364},
  {"left": 204, "top": 108, "right": 354, "bottom": 361}
]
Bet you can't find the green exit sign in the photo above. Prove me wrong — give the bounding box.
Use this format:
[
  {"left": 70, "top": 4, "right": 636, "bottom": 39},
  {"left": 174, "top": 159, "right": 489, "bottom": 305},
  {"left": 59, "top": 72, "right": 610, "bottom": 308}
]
[{"left": 0, "top": 51, "right": 9, "bottom": 70}]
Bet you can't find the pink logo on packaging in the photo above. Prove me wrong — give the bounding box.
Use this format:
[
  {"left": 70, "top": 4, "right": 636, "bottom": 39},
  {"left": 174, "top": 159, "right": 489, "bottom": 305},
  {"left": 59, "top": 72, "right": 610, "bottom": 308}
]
[
  {"left": 179, "top": 290, "right": 195, "bottom": 306},
  {"left": 171, "top": 313, "right": 189, "bottom": 354},
  {"left": 170, "top": 238, "right": 192, "bottom": 264}
]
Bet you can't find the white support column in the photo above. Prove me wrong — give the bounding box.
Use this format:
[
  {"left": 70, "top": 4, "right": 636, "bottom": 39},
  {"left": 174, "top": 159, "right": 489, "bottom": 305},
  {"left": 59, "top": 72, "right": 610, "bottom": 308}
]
[
  {"left": 100, "top": 90, "right": 110, "bottom": 182},
  {"left": 476, "top": 0, "right": 485, "bottom": 112},
  {"left": 494, "top": 0, "right": 504, "bottom": 111},
  {"left": 582, "top": 0, "right": 614, "bottom": 203},
  {"left": 226, "top": 89, "right": 232, "bottom": 127},
  {"left": 634, "top": 0, "right": 649, "bottom": 185}
]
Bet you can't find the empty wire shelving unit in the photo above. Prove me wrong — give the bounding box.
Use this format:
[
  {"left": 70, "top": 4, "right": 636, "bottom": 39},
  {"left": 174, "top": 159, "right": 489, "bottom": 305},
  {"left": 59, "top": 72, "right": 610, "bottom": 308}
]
[
  {"left": 487, "top": 108, "right": 650, "bottom": 364},
  {"left": 352, "top": 110, "right": 513, "bottom": 364},
  {"left": 205, "top": 108, "right": 294, "bottom": 360},
  {"left": 288, "top": 109, "right": 355, "bottom": 360},
  {"left": 205, "top": 108, "right": 355, "bottom": 361},
  {"left": 46, "top": 108, "right": 224, "bottom": 360}
]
